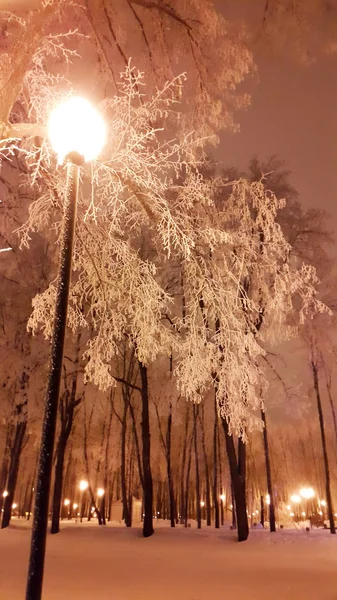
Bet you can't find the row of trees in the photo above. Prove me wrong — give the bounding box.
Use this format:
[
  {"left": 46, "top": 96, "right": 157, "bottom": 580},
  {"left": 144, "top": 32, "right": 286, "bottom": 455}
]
[
  {"left": 2, "top": 352, "right": 337, "bottom": 536},
  {"left": 0, "top": 0, "right": 337, "bottom": 546}
]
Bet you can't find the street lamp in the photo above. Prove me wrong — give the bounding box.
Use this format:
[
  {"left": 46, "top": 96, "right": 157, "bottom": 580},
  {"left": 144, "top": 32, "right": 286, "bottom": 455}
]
[
  {"left": 26, "top": 97, "right": 106, "bottom": 600},
  {"left": 97, "top": 488, "right": 105, "bottom": 498}
]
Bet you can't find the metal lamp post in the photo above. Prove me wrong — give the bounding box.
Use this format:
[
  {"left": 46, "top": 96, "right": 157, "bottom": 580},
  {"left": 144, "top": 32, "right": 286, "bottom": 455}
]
[{"left": 26, "top": 97, "right": 105, "bottom": 600}]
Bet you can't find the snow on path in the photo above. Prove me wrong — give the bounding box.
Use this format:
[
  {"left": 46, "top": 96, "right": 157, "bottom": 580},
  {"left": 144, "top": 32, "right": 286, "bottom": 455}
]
[{"left": 0, "top": 521, "right": 337, "bottom": 599}]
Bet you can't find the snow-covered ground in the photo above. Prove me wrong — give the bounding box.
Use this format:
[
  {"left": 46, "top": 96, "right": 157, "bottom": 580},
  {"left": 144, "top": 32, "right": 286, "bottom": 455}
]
[{"left": 1, "top": 520, "right": 336, "bottom": 599}]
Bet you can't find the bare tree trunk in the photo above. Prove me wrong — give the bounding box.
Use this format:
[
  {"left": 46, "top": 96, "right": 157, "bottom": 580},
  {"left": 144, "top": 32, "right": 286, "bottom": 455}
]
[
  {"left": 102, "top": 391, "right": 114, "bottom": 525},
  {"left": 83, "top": 403, "right": 102, "bottom": 525},
  {"left": 50, "top": 434, "right": 67, "bottom": 534},
  {"left": 218, "top": 424, "right": 225, "bottom": 526},
  {"left": 27, "top": 455, "right": 38, "bottom": 521},
  {"left": 121, "top": 398, "right": 131, "bottom": 527},
  {"left": 154, "top": 400, "right": 176, "bottom": 528},
  {"left": 0, "top": 421, "right": 12, "bottom": 514},
  {"left": 51, "top": 336, "right": 82, "bottom": 534},
  {"left": 199, "top": 406, "right": 211, "bottom": 526},
  {"left": 193, "top": 404, "right": 201, "bottom": 529},
  {"left": 322, "top": 364, "right": 337, "bottom": 445},
  {"left": 231, "top": 484, "right": 236, "bottom": 529},
  {"left": 184, "top": 433, "right": 194, "bottom": 527},
  {"left": 260, "top": 495, "right": 265, "bottom": 528},
  {"left": 1, "top": 417, "right": 27, "bottom": 528},
  {"left": 213, "top": 392, "right": 220, "bottom": 528},
  {"left": 129, "top": 400, "right": 144, "bottom": 489},
  {"left": 166, "top": 403, "right": 176, "bottom": 528},
  {"left": 261, "top": 408, "right": 276, "bottom": 532},
  {"left": 139, "top": 362, "right": 154, "bottom": 538},
  {"left": 179, "top": 405, "right": 190, "bottom": 524},
  {"left": 222, "top": 419, "right": 248, "bottom": 542},
  {"left": 311, "top": 360, "right": 336, "bottom": 534}
]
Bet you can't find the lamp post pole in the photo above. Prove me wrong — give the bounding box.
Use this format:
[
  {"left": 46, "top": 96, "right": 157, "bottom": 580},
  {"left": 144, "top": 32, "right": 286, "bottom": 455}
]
[{"left": 25, "top": 152, "right": 83, "bottom": 600}]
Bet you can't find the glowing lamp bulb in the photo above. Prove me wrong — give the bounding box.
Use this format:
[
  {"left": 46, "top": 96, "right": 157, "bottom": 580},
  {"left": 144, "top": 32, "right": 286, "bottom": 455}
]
[
  {"left": 266, "top": 494, "right": 270, "bottom": 505},
  {"left": 79, "top": 480, "right": 88, "bottom": 491},
  {"left": 48, "top": 97, "right": 106, "bottom": 164},
  {"left": 200, "top": 501, "right": 205, "bottom": 507},
  {"left": 320, "top": 500, "right": 326, "bottom": 507},
  {"left": 2, "top": 491, "right": 8, "bottom": 498},
  {"left": 12, "top": 503, "right": 17, "bottom": 509},
  {"left": 64, "top": 499, "right": 70, "bottom": 506},
  {"left": 73, "top": 503, "right": 78, "bottom": 510},
  {"left": 97, "top": 488, "right": 104, "bottom": 498},
  {"left": 220, "top": 495, "right": 225, "bottom": 502}
]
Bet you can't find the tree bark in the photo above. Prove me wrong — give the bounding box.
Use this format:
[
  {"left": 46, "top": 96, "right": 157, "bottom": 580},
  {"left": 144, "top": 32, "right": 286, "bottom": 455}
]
[
  {"left": 184, "top": 433, "right": 194, "bottom": 527},
  {"left": 121, "top": 398, "right": 132, "bottom": 527},
  {"left": 51, "top": 336, "right": 82, "bottom": 534},
  {"left": 50, "top": 434, "right": 67, "bottom": 534},
  {"left": 179, "top": 405, "right": 190, "bottom": 524},
  {"left": 261, "top": 408, "right": 276, "bottom": 532},
  {"left": 193, "top": 404, "right": 201, "bottom": 529},
  {"left": 260, "top": 495, "right": 265, "bottom": 528},
  {"left": 222, "top": 419, "right": 249, "bottom": 542},
  {"left": 139, "top": 362, "right": 154, "bottom": 537},
  {"left": 213, "top": 392, "right": 220, "bottom": 528},
  {"left": 323, "top": 364, "right": 337, "bottom": 445},
  {"left": 311, "top": 360, "right": 336, "bottom": 534},
  {"left": 0, "top": 421, "right": 12, "bottom": 515},
  {"left": 102, "top": 391, "right": 114, "bottom": 525},
  {"left": 166, "top": 403, "right": 176, "bottom": 528},
  {"left": 199, "top": 406, "right": 211, "bottom": 526},
  {"left": 1, "top": 418, "right": 27, "bottom": 528}
]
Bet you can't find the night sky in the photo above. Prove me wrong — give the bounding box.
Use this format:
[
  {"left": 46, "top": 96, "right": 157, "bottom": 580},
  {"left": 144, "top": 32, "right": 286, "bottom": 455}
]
[
  {"left": 220, "top": 54, "right": 337, "bottom": 227},
  {"left": 216, "top": 0, "right": 337, "bottom": 234}
]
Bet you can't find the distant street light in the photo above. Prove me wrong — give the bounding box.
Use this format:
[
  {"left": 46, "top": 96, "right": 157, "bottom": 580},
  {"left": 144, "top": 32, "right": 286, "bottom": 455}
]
[
  {"left": 25, "top": 97, "right": 106, "bottom": 600},
  {"left": 64, "top": 499, "right": 70, "bottom": 507},
  {"left": 97, "top": 488, "right": 105, "bottom": 498},
  {"left": 299, "top": 487, "right": 315, "bottom": 499},
  {"left": 290, "top": 494, "right": 301, "bottom": 504},
  {"left": 79, "top": 480, "right": 89, "bottom": 492},
  {"left": 220, "top": 494, "right": 225, "bottom": 502},
  {"left": 2, "top": 491, "right": 8, "bottom": 498}
]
